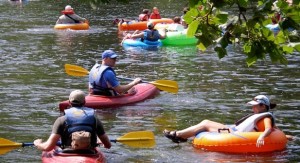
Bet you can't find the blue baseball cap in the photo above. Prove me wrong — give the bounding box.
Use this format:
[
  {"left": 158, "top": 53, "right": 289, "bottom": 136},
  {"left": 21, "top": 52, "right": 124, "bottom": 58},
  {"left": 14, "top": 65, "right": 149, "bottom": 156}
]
[{"left": 102, "top": 50, "right": 118, "bottom": 59}]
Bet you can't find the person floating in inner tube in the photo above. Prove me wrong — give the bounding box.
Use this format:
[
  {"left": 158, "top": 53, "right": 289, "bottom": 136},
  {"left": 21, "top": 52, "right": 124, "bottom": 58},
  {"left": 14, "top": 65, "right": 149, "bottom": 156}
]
[
  {"left": 163, "top": 95, "right": 294, "bottom": 144},
  {"left": 127, "top": 22, "right": 166, "bottom": 42},
  {"left": 149, "top": 7, "right": 161, "bottom": 19},
  {"left": 56, "top": 5, "right": 87, "bottom": 24}
]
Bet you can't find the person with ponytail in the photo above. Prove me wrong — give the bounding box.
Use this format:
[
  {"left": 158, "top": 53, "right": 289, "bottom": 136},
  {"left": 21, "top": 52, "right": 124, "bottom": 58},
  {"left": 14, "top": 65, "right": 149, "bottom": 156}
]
[{"left": 164, "top": 95, "right": 294, "bottom": 144}]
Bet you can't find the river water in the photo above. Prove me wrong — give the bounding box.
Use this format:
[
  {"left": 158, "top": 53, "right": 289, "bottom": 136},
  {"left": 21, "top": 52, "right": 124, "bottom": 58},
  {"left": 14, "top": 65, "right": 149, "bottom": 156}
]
[{"left": 0, "top": 0, "right": 299, "bottom": 162}]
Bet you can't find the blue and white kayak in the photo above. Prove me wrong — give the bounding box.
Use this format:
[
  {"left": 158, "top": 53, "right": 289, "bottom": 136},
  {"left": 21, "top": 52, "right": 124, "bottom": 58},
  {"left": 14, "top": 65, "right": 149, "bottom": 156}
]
[{"left": 122, "top": 38, "right": 162, "bottom": 50}]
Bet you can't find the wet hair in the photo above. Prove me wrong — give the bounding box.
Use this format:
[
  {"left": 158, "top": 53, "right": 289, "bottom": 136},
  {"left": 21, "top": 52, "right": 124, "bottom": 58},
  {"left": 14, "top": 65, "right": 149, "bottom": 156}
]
[
  {"left": 260, "top": 103, "right": 276, "bottom": 111},
  {"left": 142, "top": 9, "right": 150, "bottom": 14},
  {"left": 173, "top": 16, "right": 181, "bottom": 24}
]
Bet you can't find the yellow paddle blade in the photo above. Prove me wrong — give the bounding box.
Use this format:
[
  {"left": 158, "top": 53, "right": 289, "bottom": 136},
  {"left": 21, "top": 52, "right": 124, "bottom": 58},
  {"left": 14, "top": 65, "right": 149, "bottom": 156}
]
[
  {"left": 0, "top": 138, "right": 22, "bottom": 155},
  {"left": 116, "top": 131, "right": 155, "bottom": 148},
  {"left": 150, "top": 80, "right": 178, "bottom": 94},
  {"left": 65, "top": 64, "right": 89, "bottom": 77}
]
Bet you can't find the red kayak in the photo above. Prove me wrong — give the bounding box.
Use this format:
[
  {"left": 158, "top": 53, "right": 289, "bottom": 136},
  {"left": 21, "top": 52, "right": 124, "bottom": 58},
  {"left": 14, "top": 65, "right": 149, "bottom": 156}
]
[
  {"left": 42, "top": 148, "right": 105, "bottom": 163},
  {"left": 59, "top": 83, "right": 159, "bottom": 111}
]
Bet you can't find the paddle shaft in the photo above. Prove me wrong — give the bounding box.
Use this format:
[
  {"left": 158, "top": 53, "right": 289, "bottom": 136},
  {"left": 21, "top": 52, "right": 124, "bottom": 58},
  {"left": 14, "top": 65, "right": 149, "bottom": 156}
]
[{"left": 5, "top": 139, "right": 139, "bottom": 147}]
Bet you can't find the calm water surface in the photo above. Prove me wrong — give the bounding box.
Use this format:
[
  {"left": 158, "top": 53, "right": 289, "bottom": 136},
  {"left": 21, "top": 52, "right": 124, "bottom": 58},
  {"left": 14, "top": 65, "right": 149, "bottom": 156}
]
[{"left": 0, "top": 0, "right": 299, "bottom": 162}]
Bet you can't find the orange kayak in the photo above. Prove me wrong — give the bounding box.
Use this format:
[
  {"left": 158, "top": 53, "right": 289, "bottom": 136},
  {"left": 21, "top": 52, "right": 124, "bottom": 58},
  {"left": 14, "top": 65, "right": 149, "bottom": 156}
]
[{"left": 118, "top": 18, "right": 174, "bottom": 31}]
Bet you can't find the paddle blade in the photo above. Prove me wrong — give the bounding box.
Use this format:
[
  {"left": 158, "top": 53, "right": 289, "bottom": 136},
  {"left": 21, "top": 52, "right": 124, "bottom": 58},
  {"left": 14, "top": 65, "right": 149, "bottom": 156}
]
[
  {"left": 150, "top": 80, "right": 178, "bottom": 94},
  {"left": 0, "top": 138, "right": 23, "bottom": 155},
  {"left": 116, "top": 131, "right": 155, "bottom": 148},
  {"left": 65, "top": 64, "right": 89, "bottom": 77}
]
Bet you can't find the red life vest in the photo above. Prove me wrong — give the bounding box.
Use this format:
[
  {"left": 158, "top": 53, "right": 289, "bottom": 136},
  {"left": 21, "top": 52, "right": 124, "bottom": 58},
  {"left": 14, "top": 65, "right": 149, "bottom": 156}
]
[
  {"left": 61, "top": 10, "right": 75, "bottom": 15},
  {"left": 150, "top": 13, "right": 161, "bottom": 19},
  {"left": 139, "top": 14, "right": 148, "bottom": 21}
]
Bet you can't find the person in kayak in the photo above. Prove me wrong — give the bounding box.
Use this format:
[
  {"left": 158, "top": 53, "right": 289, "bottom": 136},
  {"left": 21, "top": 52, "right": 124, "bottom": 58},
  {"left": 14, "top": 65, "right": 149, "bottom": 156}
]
[
  {"left": 128, "top": 22, "right": 166, "bottom": 42},
  {"left": 89, "top": 50, "right": 142, "bottom": 96},
  {"left": 56, "top": 5, "right": 86, "bottom": 24},
  {"left": 34, "top": 90, "right": 111, "bottom": 152},
  {"left": 163, "top": 95, "right": 294, "bottom": 144}
]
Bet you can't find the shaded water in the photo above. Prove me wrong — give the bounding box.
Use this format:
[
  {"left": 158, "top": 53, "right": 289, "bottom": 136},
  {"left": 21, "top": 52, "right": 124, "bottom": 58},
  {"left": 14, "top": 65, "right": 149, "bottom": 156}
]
[{"left": 0, "top": 0, "right": 300, "bottom": 162}]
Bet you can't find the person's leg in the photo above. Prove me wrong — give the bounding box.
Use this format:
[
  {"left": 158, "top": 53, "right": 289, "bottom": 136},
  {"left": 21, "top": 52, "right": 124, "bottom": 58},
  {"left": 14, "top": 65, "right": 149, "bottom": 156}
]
[{"left": 176, "top": 119, "right": 228, "bottom": 139}]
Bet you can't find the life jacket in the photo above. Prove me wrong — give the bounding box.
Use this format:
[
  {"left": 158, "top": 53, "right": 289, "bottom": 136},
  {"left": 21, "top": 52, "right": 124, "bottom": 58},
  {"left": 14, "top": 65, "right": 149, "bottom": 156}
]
[
  {"left": 89, "top": 64, "right": 117, "bottom": 96},
  {"left": 150, "top": 13, "right": 161, "bottom": 19},
  {"left": 138, "top": 14, "right": 148, "bottom": 21},
  {"left": 143, "top": 29, "right": 160, "bottom": 42},
  {"left": 62, "top": 107, "right": 97, "bottom": 148},
  {"left": 61, "top": 10, "right": 75, "bottom": 15},
  {"left": 234, "top": 112, "right": 275, "bottom": 132}
]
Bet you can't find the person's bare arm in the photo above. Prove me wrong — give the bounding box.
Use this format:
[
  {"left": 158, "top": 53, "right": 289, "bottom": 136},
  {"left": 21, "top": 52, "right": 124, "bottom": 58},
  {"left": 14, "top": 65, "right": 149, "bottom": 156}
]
[
  {"left": 34, "top": 134, "right": 61, "bottom": 151},
  {"left": 113, "top": 78, "right": 141, "bottom": 94},
  {"left": 98, "top": 134, "right": 111, "bottom": 149}
]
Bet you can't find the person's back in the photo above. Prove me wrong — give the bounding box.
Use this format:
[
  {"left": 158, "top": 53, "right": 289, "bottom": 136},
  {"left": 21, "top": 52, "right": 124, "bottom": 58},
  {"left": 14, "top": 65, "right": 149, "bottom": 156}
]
[
  {"left": 129, "top": 22, "right": 166, "bottom": 42},
  {"left": 56, "top": 5, "right": 86, "bottom": 24},
  {"left": 143, "top": 22, "right": 165, "bottom": 42},
  {"left": 34, "top": 90, "right": 111, "bottom": 152}
]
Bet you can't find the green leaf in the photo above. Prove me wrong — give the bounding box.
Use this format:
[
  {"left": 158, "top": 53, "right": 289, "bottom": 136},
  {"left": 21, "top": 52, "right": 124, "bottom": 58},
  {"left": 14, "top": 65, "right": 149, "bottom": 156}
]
[
  {"left": 291, "top": 43, "right": 300, "bottom": 52},
  {"left": 187, "top": 20, "right": 200, "bottom": 37},
  {"left": 274, "top": 31, "right": 286, "bottom": 44},
  {"left": 246, "top": 56, "right": 257, "bottom": 67},
  {"left": 282, "top": 45, "right": 294, "bottom": 53},
  {"left": 197, "top": 42, "right": 207, "bottom": 51},
  {"left": 243, "top": 43, "right": 251, "bottom": 53},
  {"left": 184, "top": 7, "right": 199, "bottom": 25},
  {"left": 238, "top": 0, "right": 249, "bottom": 8},
  {"left": 214, "top": 12, "right": 228, "bottom": 24}
]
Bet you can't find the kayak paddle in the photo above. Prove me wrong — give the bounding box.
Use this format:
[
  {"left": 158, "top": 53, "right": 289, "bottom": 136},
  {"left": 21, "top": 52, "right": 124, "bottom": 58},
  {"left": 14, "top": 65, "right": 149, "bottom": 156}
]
[
  {"left": 0, "top": 130, "right": 155, "bottom": 155},
  {"left": 64, "top": 64, "right": 178, "bottom": 94}
]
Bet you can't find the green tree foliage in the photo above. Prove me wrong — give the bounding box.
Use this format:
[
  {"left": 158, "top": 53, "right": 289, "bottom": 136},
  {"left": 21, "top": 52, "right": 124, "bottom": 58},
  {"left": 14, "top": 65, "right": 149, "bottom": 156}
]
[{"left": 185, "top": 0, "right": 300, "bottom": 66}]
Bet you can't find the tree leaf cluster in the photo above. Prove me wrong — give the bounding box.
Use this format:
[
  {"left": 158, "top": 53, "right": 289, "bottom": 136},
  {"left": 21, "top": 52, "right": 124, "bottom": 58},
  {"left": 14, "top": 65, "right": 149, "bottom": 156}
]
[{"left": 185, "top": 0, "right": 300, "bottom": 66}]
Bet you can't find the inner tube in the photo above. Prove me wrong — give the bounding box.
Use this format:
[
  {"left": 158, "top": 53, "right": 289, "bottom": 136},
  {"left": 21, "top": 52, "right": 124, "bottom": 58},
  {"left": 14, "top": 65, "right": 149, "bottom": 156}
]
[{"left": 192, "top": 128, "right": 287, "bottom": 153}]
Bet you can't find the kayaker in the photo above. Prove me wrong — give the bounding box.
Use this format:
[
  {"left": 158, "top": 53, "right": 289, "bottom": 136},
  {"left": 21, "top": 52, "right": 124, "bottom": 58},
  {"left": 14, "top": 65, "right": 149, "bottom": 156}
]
[
  {"left": 56, "top": 5, "right": 86, "bottom": 24},
  {"left": 34, "top": 90, "right": 111, "bottom": 152},
  {"left": 128, "top": 22, "right": 166, "bottom": 42},
  {"left": 149, "top": 7, "right": 161, "bottom": 19},
  {"left": 163, "top": 95, "right": 294, "bottom": 144},
  {"left": 89, "top": 50, "right": 142, "bottom": 96}
]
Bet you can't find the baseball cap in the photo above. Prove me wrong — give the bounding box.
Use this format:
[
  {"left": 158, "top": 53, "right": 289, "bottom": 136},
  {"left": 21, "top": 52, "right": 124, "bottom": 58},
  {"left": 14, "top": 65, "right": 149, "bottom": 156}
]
[
  {"left": 102, "top": 50, "right": 118, "bottom": 59},
  {"left": 147, "top": 22, "right": 154, "bottom": 28},
  {"left": 65, "top": 5, "right": 73, "bottom": 10},
  {"left": 69, "top": 90, "right": 85, "bottom": 105},
  {"left": 247, "top": 95, "right": 270, "bottom": 107}
]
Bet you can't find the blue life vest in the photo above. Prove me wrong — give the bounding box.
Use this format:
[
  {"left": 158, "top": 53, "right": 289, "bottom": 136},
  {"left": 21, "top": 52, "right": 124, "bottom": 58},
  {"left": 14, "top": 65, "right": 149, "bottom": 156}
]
[
  {"left": 64, "top": 107, "right": 96, "bottom": 134},
  {"left": 62, "top": 107, "right": 97, "bottom": 148},
  {"left": 143, "top": 29, "right": 160, "bottom": 42},
  {"left": 89, "top": 64, "right": 117, "bottom": 96}
]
